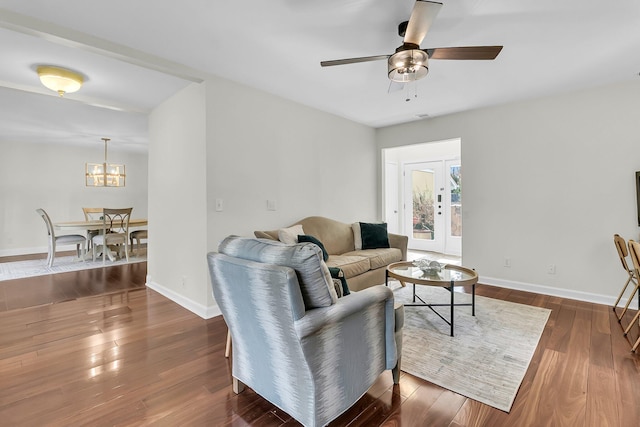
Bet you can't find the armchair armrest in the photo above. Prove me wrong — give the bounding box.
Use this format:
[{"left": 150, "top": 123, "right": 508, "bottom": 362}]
[
  {"left": 294, "top": 285, "right": 397, "bottom": 369},
  {"left": 388, "top": 232, "right": 408, "bottom": 261}
]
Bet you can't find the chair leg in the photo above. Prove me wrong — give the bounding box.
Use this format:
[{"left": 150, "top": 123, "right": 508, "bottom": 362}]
[
  {"left": 232, "top": 377, "right": 245, "bottom": 394},
  {"left": 225, "top": 330, "right": 232, "bottom": 358},
  {"left": 624, "top": 309, "right": 640, "bottom": 335},
  {"left": 619, "top": 281, "right": 640, "bottom": 326},
  {"left": 392, "top": 361, "right": 401, "bottom": 384},
  {"left": 48, "top": 240, "right": 55, "bottom": 267},
  {"left": 614, "top": 274, "right": 634, "bottom": 313}
]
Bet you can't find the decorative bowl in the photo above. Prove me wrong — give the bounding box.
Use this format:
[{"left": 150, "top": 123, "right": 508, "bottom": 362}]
[{"left": 413, "top": 258, "right": 443, "bottom": 275}]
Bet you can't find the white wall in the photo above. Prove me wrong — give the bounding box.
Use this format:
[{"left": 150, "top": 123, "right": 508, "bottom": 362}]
[
  {"left": 377, "top": 80, "right": 640, "bottom": 304},
  {"left": 147, "top": 82, "right": 211, "bottom": 316},
  {"left": 205, "top": 77, "right": 377, "bottom": 248},
  {"left": 0, "top": 140, "right": 148, "bottom": 256}
]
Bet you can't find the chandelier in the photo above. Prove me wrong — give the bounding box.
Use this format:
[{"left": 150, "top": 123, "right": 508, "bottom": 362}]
[{"left": 85, "top": 138, "right": 126, "bottom": 187}]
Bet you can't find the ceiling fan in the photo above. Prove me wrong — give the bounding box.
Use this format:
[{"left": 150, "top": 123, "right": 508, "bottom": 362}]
[{"left": 320, "top": 0, "right": 503, "bottom": 84}]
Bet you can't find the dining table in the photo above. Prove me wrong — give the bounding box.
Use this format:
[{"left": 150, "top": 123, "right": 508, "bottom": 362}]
[
  {"left": 54, "top": 218, "right": 148, "bottom": 231},
  {"left": 54, "top": 218, "right": 148, "bottom": 261}
]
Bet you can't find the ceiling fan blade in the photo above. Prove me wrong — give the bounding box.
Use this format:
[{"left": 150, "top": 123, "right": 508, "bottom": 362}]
[
  {"left": 425, "top": 46, "right": 503, "bottom": 60},
  {"left": 403, "top": 1, "right": 443, "bottom": 46},
  {"left": 320, "top": 55, "right": 390, "bottom": 67}
]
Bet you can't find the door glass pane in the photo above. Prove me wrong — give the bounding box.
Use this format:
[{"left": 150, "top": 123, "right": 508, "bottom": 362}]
[
  {"left": 412, "top": 169, "right": 434, "bottom": 241},
  {"left": 450, "top": 165, "right": 462, "bottom": 237}
]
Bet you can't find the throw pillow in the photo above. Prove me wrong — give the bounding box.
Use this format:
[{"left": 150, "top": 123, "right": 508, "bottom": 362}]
[
  {"left": 218, "top": 236, "right": 338, "bottom": 309},
  {"left": 360, "top": 222, "right": 390, "bottom": 249},
  {"left": 298, "top": 234, "right": 329, "bottom": 261},
  {"left": 328, "top": 266, "right": 350, "bottom": 297},
  {"left": 352, "top": 222, "right": 362, "bottom": 250},
  {"left": 278, "top": 224, "right": 304, "bottom": 244}
]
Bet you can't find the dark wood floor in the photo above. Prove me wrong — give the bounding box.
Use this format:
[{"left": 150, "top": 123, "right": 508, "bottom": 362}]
[
  {"left": 0, "top": 263, "right": 639, "bottom": 426},
  {"left": 0, "top": 252, "right": 147, "bottom": 312}
]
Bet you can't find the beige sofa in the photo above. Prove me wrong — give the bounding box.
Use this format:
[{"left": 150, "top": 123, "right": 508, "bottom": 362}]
[{"left": 255, "top": 216, "right": 408, "bottom": 292}]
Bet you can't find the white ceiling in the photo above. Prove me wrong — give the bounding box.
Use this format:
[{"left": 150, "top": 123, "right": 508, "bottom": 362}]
[{"left": 1, "top": 0, "right": 639, "bottom": 148}]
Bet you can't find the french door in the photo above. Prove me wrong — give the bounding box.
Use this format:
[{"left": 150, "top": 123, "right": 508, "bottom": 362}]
[{"left": 404, "top": 160, "right": 462, "bottom": 255}]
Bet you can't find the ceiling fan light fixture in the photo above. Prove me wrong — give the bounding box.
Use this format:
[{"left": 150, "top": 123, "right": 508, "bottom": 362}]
[
  {"left": 388, "top": 49, "right": 428, "bottom": 83},
  {"left": 36, "top": 65, "right": 84, "bottom": 97}
]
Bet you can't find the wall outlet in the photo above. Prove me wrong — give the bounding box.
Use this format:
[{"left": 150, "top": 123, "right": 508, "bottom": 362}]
[
  {"left": 504, "top": 258, "right": 511, "bottom": 268},
  {"left": 267, "top": 199, "right": 277, "bottom": 211},
  {"left": 215, "top": 198, "right": 223, "bottom": 212},
  {"left": 547, "top": 264, "right": 556, "bottom": 274},
  {"left": 181, "top": 275, "right": 187, "bottom": 288}
]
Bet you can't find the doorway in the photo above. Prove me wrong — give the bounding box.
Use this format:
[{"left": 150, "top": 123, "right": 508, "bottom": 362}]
[{"left": 383, "top": 138, "right": 462, "bottom": 257}]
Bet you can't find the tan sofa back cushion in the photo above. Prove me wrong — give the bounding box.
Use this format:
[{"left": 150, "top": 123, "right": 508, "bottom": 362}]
[{"left": 255, "top": 216, "right": 355, "bottom": 255}]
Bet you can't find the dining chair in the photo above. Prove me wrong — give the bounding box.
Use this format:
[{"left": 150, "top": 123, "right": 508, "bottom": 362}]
[
  {"left": 129, "top": 229, "right": 147, "bottom": 256},
  {"left": 36, "top": 208, "right": 86, "bottom": 267},
  {"left": 92, "top": 208, "right": 132, "bottom": 263},
  {"left": 82, "top": 207, "right": 104, "bottom": 250},
  {"left": 613, "top": 234, "right": 639, "bottom": 322}
]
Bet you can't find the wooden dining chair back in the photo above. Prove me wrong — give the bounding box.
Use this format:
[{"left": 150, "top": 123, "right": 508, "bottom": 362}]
[
  {"left": 82, "top": 207, "right": 103, "bottom": 221},
  {"left": 613, "top": 234, "right": 639, "bottom": 322},
  {"left": 36, "top": 208, "right": 86, "bottom": 267},
  {"left": 82, "top": 207, "right": 104, "bottom": 249},
  {"left": 91, "top": 208, "right": 132, "bottom": 263},
  {"left": 623, "top": 240, "right": 640, "bottom": 351}
]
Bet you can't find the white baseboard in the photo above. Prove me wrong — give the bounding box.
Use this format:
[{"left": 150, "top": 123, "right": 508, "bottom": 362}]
[
  {"left": 0, "top": 246, "right": 46, "bottom": 257},
  {"left": 481, "top": 276, "right": 623, "bottom": 307},
  {"left": 145, "top": 276, "right": 221, "bottom": 319}
]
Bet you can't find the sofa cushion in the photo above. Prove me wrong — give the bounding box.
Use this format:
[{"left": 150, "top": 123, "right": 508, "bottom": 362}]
[
  {"left": 218, "top": 236, "right": 338, "bottom": 309},
  {"left": 351, "top": 222, "right": 362, "bottom": 250},
  {"left": 326, "top": 255, "right": 371, "bottom": 279},
  {"left": 278, "top": 224, "right": 304, "bottom": 244},
  {"left": 342, "top": 248, "right": 403, "bottom": 270},
  {"left": 360, "top": 222, "right": 390, "bottom": 249}
]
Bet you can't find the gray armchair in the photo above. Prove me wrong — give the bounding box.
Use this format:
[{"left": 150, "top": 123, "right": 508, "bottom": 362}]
[{"left": 207, "top": 236, "right": 403, "bottom": 427}]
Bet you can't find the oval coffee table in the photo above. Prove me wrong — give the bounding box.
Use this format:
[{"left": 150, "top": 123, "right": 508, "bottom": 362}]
[{"left": 386, "top": 261, "right": 478, "bottom": 336}]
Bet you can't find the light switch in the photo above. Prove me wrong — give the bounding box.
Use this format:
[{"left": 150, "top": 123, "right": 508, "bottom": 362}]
[
  {"left": 267, "top": 200, "right": 277, "bottom": 211},
  {"left": 215, "top": 198, "right": 223, "bottom": 212}
]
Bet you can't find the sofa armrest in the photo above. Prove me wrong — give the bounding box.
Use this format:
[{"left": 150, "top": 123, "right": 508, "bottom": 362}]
[
  {"left": 254, "top": 230, "right": 278, "bottom": 240},
  {"left": 388, "top": 232, "right": 408, "bottom": 261}
]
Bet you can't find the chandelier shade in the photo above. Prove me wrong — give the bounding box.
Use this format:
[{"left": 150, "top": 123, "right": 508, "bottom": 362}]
[
  {"left": 85, "top": 138, "right": 126, "bottom": 187},
  {"left": 36, "top": 65, "right": 84, "bottom": 97},
  {"left": 387, "top": 49, "right": 429, "bottom": 83}
]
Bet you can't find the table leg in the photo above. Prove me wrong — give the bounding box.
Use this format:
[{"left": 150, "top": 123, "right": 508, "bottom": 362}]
[
  {"left": 472, "top": 283, "right": 476, "bottom": 316},
  {"left": 450, "top": 280, "right": 455, "bottom": 337}
]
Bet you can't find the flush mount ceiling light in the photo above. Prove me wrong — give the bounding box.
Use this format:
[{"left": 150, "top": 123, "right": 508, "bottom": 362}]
[
  {"left": 86, "top": 138, "right": 126, "bottom": 187},
  {"left": 388, "top": 46, "right": 429, "bottom": 83},
  {"left": 36, "top": 65, "right": 84, "bottom": 97}
]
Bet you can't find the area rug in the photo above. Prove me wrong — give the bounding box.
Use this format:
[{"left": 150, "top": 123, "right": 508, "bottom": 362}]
[
  {"left": 0, "top": 253, "right": 146, "bottom": 281},
  {"left": 392, "top": 283, "right": 550, "bottom": 412}
]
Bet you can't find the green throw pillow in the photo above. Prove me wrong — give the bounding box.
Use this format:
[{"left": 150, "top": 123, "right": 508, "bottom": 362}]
[
  {"left": 360, "top": 222, "right": 390, "bottom": 249},
  {"left": 298, "top": 234, "right": 329, "bottom": 261}
]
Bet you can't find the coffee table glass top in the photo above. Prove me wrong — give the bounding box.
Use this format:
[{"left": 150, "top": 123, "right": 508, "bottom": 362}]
[{"left": 387, "top": 262, "right": 477, "bottom": 286}]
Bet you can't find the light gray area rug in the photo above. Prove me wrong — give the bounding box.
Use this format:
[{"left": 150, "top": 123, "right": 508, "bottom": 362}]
[
  {"left": 393, "top": 284, "right": 550, "bottom": 412},
  {"left": 0, "top": 254, "right": 146, "bottom": 281}
]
